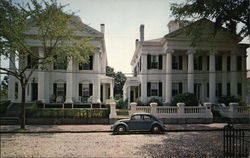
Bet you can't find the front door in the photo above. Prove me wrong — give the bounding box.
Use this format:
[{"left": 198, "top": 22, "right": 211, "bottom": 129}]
[
  {"left": 194, "top": 83, "right": 202, "bottom": 102},
  {"left": 32, "top": 83, "right": 38, "bottom": 101}
]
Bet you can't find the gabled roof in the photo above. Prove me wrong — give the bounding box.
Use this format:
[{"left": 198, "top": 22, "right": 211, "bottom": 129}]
[{"left": 164, "top": 18, "right": 243, "bottom": 42}]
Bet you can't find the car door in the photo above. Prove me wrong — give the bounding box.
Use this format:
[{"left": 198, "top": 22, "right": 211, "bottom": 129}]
[
  {"left": 128, "top": 115, "right": 144, "bottom": 131},
  {"left": 142, "top": 115, "right": 154, "bottom": 130}
]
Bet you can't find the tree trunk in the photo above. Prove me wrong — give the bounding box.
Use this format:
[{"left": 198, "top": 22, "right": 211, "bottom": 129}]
[{"left": 20, "top": 84, "right": 26, "bottom": 129}]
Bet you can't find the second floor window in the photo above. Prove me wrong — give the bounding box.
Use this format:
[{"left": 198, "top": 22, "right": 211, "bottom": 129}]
[
  {"left": 172, "top": 55, "right": 182, "bottom": 70},
  {"left": 27, "top": 55, "right": 38, "bottom": 69},
  {"left": 53, "top": 56, "right": 67, "bottom": 70},
  {"left": 147, "top": 55, "right": 162, "bottom": 69},
  {"left": 194, "top": 56, "right": 202, "bottom": 70},
  {"left": 79, "top": 56, "right": 93, "bottom": 70},
  {"left": 215, "top": 55, "right": 222, "bottom": 71}
]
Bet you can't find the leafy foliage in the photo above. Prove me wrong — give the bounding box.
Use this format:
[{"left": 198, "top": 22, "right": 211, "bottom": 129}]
[
  {"left": 170, "top": 0, "right": 249, "bottom": 37},
  {"left": 218, "top": 95, "right": 243, "bottom": 106},
  {"left": 116, "top": 99, "right": 127, "bottom": 109},
  {"left": 106, "top": 66, "right": 126, "bottom": 97},
  {"left": 172, "top": 93, "right": 198, "bottom": 106},
  {"left": 148, "top": 97, "right": 163, "bottom": 106},
  {"left": 0, "top": 100, "right": 10, "bottom": 114}
]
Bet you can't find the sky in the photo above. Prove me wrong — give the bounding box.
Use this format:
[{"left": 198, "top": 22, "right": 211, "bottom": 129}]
[{"left": 1, "top": 0, "right": 250, "bottom": 79}]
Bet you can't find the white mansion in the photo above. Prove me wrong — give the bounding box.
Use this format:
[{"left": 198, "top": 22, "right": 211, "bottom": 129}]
[
  {"left": 123, "top": 19, "right": 248, "bottom": 105},
  {"left": 8, "top": 16, "right": 114, "bottom": 104}
]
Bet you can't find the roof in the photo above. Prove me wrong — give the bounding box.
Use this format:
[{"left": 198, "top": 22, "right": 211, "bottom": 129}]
[{"left": 144, "top": 38, "right": 163, "bottom": 43}]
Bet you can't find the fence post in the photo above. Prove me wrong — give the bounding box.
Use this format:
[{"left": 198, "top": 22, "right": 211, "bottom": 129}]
[
  {"left": 177, "top": 102, "right": 185, "bottom": 118},
  {"left": 229, "top": 102, "right": 239, "bottom": 118},
  {"left": 204, "top": 102, "right": 213, "bottom": 118},
  {"left": 130, "top": 102, "right": 137, "bottom": 115},
  {"left": 150, "top": 102, "right": 158, "bottom": 116},
  {"left": 109, "top": 102, "right": 117, "bottom": 118}
]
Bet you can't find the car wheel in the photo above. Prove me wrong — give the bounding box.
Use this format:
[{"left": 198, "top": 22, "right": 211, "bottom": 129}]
[
  {"left": 151, "top": 124, "right": 161, "bottom": 134},
  {"left": 115, "top": 125, "right": 126, "bottom": 134}
]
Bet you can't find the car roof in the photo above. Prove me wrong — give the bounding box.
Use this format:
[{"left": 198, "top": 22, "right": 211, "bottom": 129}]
[{"left": 132, "top": 113, "right": 153, "bottom": 116}]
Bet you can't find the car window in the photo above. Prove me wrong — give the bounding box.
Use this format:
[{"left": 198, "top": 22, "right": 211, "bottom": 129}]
[
  {"left": 131, "top": 115, "right": 143, "bottom": 120},
  {"left": 143, "top": 115, "right": 151, "bottom": 120}
]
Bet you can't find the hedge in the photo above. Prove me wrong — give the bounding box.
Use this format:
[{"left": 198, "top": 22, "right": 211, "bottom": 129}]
[
  {"left": 0, "top": 100, "right": 10, "bottom": 114},
  {"left": 26, "top": 108, "right": 110, "bottom": 118}
]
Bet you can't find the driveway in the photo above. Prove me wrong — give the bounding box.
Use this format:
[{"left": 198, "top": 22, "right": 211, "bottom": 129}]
[{"left": 1, "top": 131, "right": 223, "bottom": 157}]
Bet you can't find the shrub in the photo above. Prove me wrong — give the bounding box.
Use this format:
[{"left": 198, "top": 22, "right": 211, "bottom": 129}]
[
  {"left": 172, "top": 93, "right": 198, "bottom": 106},
  {"left": 116, "top": 99, "right": 127, "bottom": 109},
  {"left": 148, "top": 97, "right": 163, "bottom": 106},
  {"left": 136, "top": 100, "right": 147, "bottom": 106},
  {"left": 26, "top": 108, "right": 110, "bottom": 118},
  {"left": 0, "top": 100, "right": 11, "bottom": 114},
  {"left": 218, "top": 96, "right": 242, "bottom": 106}
]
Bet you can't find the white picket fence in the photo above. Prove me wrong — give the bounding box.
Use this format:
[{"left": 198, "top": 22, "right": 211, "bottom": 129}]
[
  {"left": 219, "top": 103, "right": 250, "bottom": 118},
  {"left": 130, "top": 102, "right": 213, "bottom": 119}
]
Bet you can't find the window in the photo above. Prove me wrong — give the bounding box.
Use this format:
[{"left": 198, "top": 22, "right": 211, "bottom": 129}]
[
  {"left": 172, "top": 55, "right": 182, "bottom": 70},
  {"left": 143, "top": 115, "right": 151, "bottom": 120},
  {"left": 237, "top": 83, "right": 242, "bottom": 96},
  {"left": 79, "top": 83, "right": 93, "bottom": 103},
  {"left": 227, "top": 56, "right": 231, "bottom": 71},
  {"left": 79, "top": 56, "right": 93, "bottom": 70},
  {"left": 216, "top": 83, "right": 222, "bottom": 97},
  {"left": 53, "top": 56, "right": 67, "bottom": 70},
  {"left": 194, "top": 56, "right": 202, "bottom": 70},
  {"left": 227, "top": 83, "right": 230, "bottom": 96},
  {"left": 131, "top": 115, "right": 142, "bottom": 120},
  {"left": 15, "top": 82, "right": 18, "bottom": 99},
  {"left": 57, "top": 83, "right": 65, "bottom": 97},
  {"left": 133, "top": 66, "right": 137, "bottom": 77},
  {"left": 147, "top": 82, "right": 162, "bottom": 97},
  {"left": 139, "top": 58, "right": 141, "bottom": 71},
  {"left": 172, "top": 82, "right": 182, "bottom": 97},
  {"left": 215, "top": 56, "right": 222, "bottom": 71},
  {"left": 237, "top": 56, "right": 242, "bottom": 71},
  {"left": 27, "top": 55, "right": 38, "bottom": 69},
  {"left": 147, "top": 55, "right": 162, "bottom": 69},
  {"left": 151, "top": 82, "right": 158, "bottom": 96}
]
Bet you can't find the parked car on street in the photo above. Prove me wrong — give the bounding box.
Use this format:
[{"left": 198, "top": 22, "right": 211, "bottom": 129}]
[{"left": 111, "top": 113, "right": 166, "bottom": 134}]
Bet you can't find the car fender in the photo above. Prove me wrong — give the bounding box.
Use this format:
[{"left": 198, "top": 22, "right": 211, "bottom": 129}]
[{"left": 114, "top": 122, "right": 129, "bottom": 131}]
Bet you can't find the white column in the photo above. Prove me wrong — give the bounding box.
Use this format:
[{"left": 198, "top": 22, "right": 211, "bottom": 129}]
[
  {"left": 140, "top": 54, "right": 147, "bottom": 103},
  {"left": 209, "top": 51, "right": 216, "bottom": 103},
  {"left": 8, "top": 52, "right": 16, "bottom": 102},
  {"left": 38, "top": 48, "right": 45, "bottom": 102},
  {"left": 110, "top": 79, "right": 114, "bottom": 99},
  {"left": 165, "top": 49, "right": 174, "bottom": 104},
  {"left": 128, "top": 86, "right": 131, "bottom": 105},
  {"left": 93, "top": 53, "right": 101, "bottom": 103},
  {"left": 222, "top": 55, "right": 227, "bottom": 96},
  {"left": 242, "top": 55, "right": 247, "bottom": 101},
  {"left": 230, "top": 54, "right": 237, "bottom": 95},
  {"left": 102, "top": 84, "right": 106, "bottom": 101},
  {"left": 65, "top": 58, "right": 73, "bottom": 103},
  {"left": 187, "top": 49, "right": 194, "bottom": 93}
]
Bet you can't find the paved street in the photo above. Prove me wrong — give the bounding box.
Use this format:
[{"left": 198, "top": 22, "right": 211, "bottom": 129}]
[{"left": 1, "top": 131, "right": 223, "bottom": 157}]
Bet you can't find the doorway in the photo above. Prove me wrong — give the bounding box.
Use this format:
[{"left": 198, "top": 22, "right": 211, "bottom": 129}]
[{"left": 32, "top": 83, "right": 38, "bottom": 101}]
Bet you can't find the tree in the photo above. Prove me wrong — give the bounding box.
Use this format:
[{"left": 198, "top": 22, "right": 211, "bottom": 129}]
[
  {"left": 0, "top": 0, "right": 95, "bottom": 129},
  {"left": 170, "top": 0, "right": 249, "bottom": 38},
  {"left": 106, "top": 66, "right": 126, "bottom": 99}
]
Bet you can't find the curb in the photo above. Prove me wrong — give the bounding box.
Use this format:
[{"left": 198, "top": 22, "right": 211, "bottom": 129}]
[{"left": 0, "top": 128, "right": 224, "bottom": 134}]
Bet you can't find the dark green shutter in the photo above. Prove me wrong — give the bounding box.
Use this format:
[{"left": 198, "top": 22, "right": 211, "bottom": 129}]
[
  {"left": 147, "top": 82, "right": 151, "bottom": 97},
  {"left": 147, "top": 55, "right": 151, "bottom": 69},
  {"left": 79, "top": 83, "right": 82, "bottom": 96},
  {"left": 159, "top": 55, "right": 162, "bottom": 70},
  {"left": 179, "top": 56, "right": 183, "bottom": 70},
  {"left": 89, "top": 83, "right": 93, "bottom": 96},
  {"left": 90, "top": 56, "right": 93, "bottom": 70},
  {"left": 159, "top": 82, "right": 162, "bottom": 97},
  {"left": 53, "top": 83, "right": 57, "bottom": 96},
  {"left": 179, "top": 82, "right": 182, "bottom": 94}
]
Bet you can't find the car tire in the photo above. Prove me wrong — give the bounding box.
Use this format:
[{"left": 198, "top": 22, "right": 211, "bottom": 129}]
[
  {"left": 151, "top": 124, "right": 161, "bottom": 134},
  {"left": 115, "top": 125, "right": 126, "bottom": 135}
]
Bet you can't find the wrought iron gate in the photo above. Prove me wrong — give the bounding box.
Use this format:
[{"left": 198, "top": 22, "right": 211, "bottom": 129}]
[{"left": 223, "top": 123, "right": 250, "bottom": 157}]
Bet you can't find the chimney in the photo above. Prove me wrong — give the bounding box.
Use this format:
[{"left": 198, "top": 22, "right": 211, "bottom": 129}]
[
  {"left": 140, "top": 24, "right": 144, "bottom": 41},
  {"left": 100, "top": 24, "right": 105, "bottom": 34},
  {"left": 135, "top": 39, "right": 139, "bottom": 47}
]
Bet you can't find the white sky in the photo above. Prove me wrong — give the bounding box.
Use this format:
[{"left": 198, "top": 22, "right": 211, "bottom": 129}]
[{"left": 1, "top": 0, "right": 249, "bottom": 80}]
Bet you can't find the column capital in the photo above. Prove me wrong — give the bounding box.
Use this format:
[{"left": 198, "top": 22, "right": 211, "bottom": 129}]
[
  {"left": 165, "top": 49, "right": 175, "bottom": 54},
  {"left": 187, "top": 49, "right": 195, "bottom": 55}
]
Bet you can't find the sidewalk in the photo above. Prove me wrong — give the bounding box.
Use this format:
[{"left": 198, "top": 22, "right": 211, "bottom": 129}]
[{"left": 0, "top": 123, "right": 230, "bottom": 133}]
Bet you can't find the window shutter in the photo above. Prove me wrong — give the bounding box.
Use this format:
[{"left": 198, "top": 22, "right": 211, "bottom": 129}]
[
  {"left": 159, "top": 82, "right": 162, "bottom": 97},
  {"left": 199, "top": 56, "right": 202, "bottom": 70},
  {"left": 147, "top": 82, "right": 151, "bottom": 97},
  {"left": 207, "top": 56, "right": 209, "bottom": 71},
  {"left": 27, "top": 55, "right": 31, "bottom": 68},
  {"left": 89, "top": 83, "right": 93, "bottom": 96},
  {"left": 158, "top": 55, "right": 162, "bottom": 69},
  {"left": 179, "top": 56, "right": 183, "bottom": 70},
  {"left": 90, "top": 56, "right": 93, "bottom": 70},
  {"left": 64, "top": 83, "right": 66, "bottom": 99},
  {"left": 53, "top": 83, "right": 57, "bottom": 96},
  {"left": 147, "top": 55, "right": 151, "bottom": 69},
  {"left": 79, "top": 83, "right": 82, "bottom": 96},
  {"left": 79, "top": 63, "right": 82, "bottom": 70},
  {"left": 179, "top": 82, "right": 182, "bottom": 94}
]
